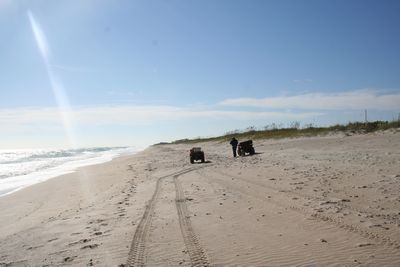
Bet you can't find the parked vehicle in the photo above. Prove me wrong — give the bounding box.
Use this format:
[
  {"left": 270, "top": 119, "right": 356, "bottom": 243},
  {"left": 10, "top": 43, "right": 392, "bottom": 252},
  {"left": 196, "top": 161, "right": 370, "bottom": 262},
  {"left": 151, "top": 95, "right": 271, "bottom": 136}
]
[
  {"left": 190, "top": 147, "right": 205, "bottom": 163},
  {"left": 237, "top": 140, "right": 255, "bottom": 156}
]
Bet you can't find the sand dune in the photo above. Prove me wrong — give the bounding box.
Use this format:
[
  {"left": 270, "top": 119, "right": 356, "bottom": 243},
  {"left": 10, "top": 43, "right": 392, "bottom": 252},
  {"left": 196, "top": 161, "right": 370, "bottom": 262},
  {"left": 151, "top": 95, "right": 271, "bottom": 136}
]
[{"left": 1, "top": 129, "right": 400, "bottom": 266}]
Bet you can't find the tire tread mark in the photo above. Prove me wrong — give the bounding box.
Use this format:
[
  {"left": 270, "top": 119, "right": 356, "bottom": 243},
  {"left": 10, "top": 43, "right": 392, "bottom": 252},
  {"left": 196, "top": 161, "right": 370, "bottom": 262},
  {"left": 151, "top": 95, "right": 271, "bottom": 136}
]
[
  {"left": 127, "top": 167, "right": 203, "bottom": 267},
  {"left": 126, "top": 176, "right": 162, "bottom": 266},
  {"left": 174, "top": 175, "right": 210, "bottom": 267}
]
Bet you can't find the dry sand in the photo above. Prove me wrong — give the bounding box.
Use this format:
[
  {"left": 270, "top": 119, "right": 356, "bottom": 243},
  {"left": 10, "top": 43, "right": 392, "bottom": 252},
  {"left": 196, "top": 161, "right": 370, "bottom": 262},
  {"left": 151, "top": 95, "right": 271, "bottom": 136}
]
[{"left": 1, "top": 129, "right": 400, "bottom": 266}]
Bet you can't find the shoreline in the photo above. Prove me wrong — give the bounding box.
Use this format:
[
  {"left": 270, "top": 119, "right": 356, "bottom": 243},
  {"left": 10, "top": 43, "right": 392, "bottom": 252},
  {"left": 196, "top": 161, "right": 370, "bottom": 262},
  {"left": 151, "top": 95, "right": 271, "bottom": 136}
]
[
  {"left": 0, "top": 147, "right": 141, "bottom": 198},
  {"left": 1, "top": 131, "right": 400, "bottom": 266},
  {"left": 0, "top": 149, "right": 151, "bottom": 266}
]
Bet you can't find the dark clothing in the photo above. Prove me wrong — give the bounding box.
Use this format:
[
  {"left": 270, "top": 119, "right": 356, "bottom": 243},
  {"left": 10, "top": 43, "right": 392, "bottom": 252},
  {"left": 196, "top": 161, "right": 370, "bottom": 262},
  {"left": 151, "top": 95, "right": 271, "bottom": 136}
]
[
  {"left": 230, "top": 138, "right": 238, "bottom": 157},
  {"left": 232, "top": 146, "right": 237, "bottom": 157}
]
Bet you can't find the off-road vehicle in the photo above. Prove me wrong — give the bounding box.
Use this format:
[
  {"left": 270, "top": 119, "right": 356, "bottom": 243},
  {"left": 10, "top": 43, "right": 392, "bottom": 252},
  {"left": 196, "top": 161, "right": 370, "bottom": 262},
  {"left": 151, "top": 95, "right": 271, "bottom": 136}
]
[
  {"left": 190, "top": 147, "right": 205, "bottom": 163},
  {"left": 237, "top": 140, "right": 255, "bottom": 156}
]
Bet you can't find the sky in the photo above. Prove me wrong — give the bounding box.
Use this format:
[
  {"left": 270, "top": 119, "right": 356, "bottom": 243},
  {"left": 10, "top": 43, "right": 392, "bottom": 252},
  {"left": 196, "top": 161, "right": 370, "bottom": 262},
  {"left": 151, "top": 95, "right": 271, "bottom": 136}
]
[{"left": 1, "top": 0, "right": 400, "bottom": 149}]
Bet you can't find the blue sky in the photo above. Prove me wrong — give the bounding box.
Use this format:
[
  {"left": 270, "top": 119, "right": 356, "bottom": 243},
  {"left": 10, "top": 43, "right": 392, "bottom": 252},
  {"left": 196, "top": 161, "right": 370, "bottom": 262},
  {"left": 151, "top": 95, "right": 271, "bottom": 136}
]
[{"left": 1, "top": 0, "right": 400, "bottom": 149}]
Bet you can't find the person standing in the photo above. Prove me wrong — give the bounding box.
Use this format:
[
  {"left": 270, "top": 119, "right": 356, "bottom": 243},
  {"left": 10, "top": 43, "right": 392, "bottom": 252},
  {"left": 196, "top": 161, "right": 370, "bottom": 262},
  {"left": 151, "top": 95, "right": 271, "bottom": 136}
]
[{"left": 230, "top": 137, "right": 238, "bottom": 157}]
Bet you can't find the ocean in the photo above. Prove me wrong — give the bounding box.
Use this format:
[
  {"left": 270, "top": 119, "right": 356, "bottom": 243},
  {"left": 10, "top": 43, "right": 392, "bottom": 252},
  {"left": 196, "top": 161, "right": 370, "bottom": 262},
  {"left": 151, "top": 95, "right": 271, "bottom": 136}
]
[{"left": 0, "top": 147, "right": 138, "bottom": 197}]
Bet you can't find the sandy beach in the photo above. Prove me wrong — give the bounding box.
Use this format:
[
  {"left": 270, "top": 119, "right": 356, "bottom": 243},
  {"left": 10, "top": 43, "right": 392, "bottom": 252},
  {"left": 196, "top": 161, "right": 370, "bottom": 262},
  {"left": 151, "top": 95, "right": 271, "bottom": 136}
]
[{"left": 1, "top": 130, "right": 400, "bottom": 266}]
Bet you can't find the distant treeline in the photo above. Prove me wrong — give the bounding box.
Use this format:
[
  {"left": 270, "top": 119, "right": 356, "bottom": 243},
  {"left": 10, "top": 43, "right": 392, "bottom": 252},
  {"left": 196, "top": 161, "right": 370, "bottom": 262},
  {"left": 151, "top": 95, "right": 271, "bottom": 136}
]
[{"left": 158, "top": 120, "right": 400, "bottom": 145}]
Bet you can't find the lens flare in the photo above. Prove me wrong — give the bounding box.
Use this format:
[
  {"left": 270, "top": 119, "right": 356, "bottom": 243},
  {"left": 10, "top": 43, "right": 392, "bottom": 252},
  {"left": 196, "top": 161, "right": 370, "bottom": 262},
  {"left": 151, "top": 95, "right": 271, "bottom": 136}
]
[{"left": 27, "top": 10, "right": 77, "bottom": 148}]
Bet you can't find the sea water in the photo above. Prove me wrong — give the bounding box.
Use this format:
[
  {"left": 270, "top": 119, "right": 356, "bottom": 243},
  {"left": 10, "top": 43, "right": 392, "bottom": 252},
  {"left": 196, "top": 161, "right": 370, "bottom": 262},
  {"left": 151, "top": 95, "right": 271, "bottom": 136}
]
[{"left": 0, "top": 147, "right": 138, "bottom": 197}]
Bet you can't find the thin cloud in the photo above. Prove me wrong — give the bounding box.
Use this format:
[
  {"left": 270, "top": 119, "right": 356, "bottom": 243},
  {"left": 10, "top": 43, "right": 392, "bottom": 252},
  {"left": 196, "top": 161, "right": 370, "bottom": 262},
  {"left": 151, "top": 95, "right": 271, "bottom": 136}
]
[
  {"left": 293, "top": 78, "right": 313, "bottom": 84},
  {"left": 0, "top": 105, "right": 322, "bottom": 129},
  {"left": 220, "top": 90, "right": 400, "bottom": 111},
  {"left": 106, "top": 90, "right": 136, "bottom": 97},
  {"left": 52, "top": 64, "right": 93, "bottom": 73}
]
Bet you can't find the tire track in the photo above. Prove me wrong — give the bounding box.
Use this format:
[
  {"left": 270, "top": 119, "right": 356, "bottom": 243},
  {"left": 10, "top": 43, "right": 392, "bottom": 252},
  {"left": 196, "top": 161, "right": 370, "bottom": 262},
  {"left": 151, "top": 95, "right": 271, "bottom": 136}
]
[
  {"left": 126, "top": 175, "right": 162, "bottom": 267},
  {"left": 174, "top": 174, "right": 210, "bottom": 267},
  {"left": 126, "top": 167, "right": 208, "bottom": 267}
]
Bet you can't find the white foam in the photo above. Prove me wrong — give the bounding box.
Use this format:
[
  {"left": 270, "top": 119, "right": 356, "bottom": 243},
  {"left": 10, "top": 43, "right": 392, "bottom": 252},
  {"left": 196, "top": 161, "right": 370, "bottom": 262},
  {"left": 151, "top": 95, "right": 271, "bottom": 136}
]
[{"left": 0, "top": 147, "right": 139, "bottom": 197}]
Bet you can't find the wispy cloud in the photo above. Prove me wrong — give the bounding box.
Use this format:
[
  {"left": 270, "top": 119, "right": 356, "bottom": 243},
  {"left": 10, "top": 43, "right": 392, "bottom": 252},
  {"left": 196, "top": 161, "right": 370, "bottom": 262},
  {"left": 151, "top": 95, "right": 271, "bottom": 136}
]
[
  {"left": 0, "top": 105, "right": 322, "bottom": 130},
  {"left": 107, "top": 90, "right": 137, "bottom": 97},
  {"left": 51, "top": 64, "right": 93, "bottom": 73},
  {"left": 293, "top": 78, "right": 313, "bottom": 84},
  {"left": 220, "top": 90, "right": 400, "bottom": 110}
]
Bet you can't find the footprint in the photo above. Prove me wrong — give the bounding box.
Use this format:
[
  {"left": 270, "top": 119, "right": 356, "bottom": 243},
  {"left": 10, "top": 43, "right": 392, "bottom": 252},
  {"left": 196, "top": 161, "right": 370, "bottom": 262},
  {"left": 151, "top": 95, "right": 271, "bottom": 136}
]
[
  {"left": 63, "top": 256, "right": 77, "bottom": 262},
  {"left": 357, "top": 243, "right": 374, "bottom": 247},
  {"left": 68, "top": 238, "right": 91, "bottom": 246},
  {"left": 81, "top": 244, "right": 99, "bottom": 249}
]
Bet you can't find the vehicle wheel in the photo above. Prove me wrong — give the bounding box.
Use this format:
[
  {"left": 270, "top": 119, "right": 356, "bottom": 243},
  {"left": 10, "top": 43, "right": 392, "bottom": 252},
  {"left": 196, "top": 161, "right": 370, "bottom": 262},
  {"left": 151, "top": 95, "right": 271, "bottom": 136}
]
[
  {"left": 250, "top": 147, "right": 255, "bottom": 155},
  {"left": 201, "top": 156, "right": 205, "bottom": 163},
  {"left": 190, "top": 157, "right": 194, "bottom": 164}
]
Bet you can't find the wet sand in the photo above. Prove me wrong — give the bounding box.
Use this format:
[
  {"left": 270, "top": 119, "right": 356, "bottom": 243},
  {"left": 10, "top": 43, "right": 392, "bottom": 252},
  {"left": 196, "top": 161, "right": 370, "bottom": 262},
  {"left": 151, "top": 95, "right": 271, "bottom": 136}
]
[{"left": 1, "top": 129, "right": 400, "bottom": 266}]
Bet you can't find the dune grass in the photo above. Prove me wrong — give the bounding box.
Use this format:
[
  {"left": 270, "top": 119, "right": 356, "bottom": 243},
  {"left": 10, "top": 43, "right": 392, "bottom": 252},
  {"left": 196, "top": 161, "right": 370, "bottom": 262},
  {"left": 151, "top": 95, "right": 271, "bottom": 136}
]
[{"left": 166, "top": 120, "right": 399, "bottom": 145}]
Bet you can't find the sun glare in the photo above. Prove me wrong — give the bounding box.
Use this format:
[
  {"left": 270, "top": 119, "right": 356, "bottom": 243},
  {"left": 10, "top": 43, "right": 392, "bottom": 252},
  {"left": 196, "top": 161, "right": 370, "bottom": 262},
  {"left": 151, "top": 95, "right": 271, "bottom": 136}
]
[{"left": 27, "top": 10, "right": 77, "bottom": 148}]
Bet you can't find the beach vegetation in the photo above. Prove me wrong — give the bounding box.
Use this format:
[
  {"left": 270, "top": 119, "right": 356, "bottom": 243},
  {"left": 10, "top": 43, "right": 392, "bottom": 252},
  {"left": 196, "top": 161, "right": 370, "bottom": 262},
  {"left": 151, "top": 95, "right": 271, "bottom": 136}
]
[{"left": 169, "top": 120, "right": 400, "bottom": 144}]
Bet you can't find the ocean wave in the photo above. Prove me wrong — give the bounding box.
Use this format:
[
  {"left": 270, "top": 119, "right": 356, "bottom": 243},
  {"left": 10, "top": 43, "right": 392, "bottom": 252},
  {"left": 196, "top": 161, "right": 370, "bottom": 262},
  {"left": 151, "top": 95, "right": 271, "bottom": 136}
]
[
  {"left": 0, "top": 147, "right": 138, "bottom": 196},
  {"left": 0, "top": 147, "right": 125, "bottom": 164}
]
